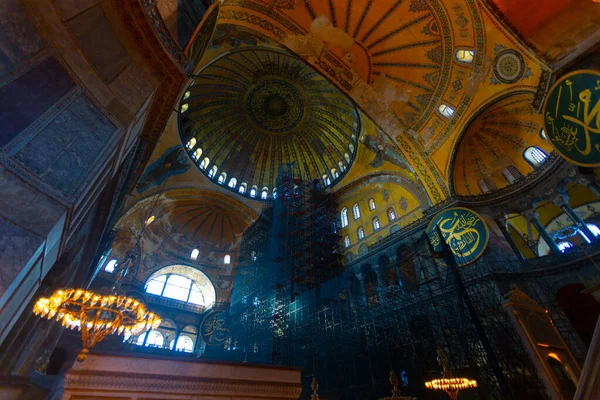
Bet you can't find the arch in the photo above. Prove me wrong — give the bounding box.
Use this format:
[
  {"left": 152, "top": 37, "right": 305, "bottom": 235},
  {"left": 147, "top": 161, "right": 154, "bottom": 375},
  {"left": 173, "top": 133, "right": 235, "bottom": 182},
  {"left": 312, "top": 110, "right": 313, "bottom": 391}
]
[
  {"left": 557, "top": 241, "right": 573, "bottom": 253},
  {"left": 228, "top": 177, "right": 237, "bottom": 188},
  {"left": 105, "top": 259, "right": 118, "bottom": 273},
  {"left": 357, "top": 226, "right": 365, "bottom": 240},
  {"left": 387, "top": 207, "right": 396, "bottom": 222},
  {"left": 186, "top": 137, "right": 196, "bottom": 149},
  {"left": 224, "top": 254, "right": 231, "bottom": 264},
  {"left": 368, "top": 198, "right": 376, "bottom": 211},
  {"left": 250, "top": 185, "right": 258, "bottom": 198},
  {"left": 502, "top": 165, "right": 523, "bottom": 184},
  {"left": 218, "top": 172, "right": 227, "bottom": 184},
  {"left": 261, "top": 187, "right": 268, "bottom": 199},
  {"left": 455, "top": 49, "right": 474, "bottom": 63},
  {"left": 200, "top": 157, "right": 210, "bottom": 170},
  {"left": 193, "top": 148, "right": 202, "bottom": 160},
  {"left": 390, "top": 224, "right": 401, "bottom": 234},
  {"left": 239, "top": 182, "right": 247, "bottom": 194},
  {"left": 190, "top": 248, "right": 199, "bottom": 260},
  {"left": 372, "top": 217, "right": 380, "bottom": 231},
  {"left": 144, "top": 265, "right": 216, "bottom": 308},
  {"left": 352, "top": 203, "right": 361, "bottom": 220},
  {"left": 344, "top": 235, "right": 351, "bottom": 248},
  {"left": 438, "top": 104, "right": 455, "bottom": 118},
  {"left": 208, "top": 165, "right": 218, "bottom": 178},
  {"left": 137, "top": 330, "right": 164, "bottom": 347}
]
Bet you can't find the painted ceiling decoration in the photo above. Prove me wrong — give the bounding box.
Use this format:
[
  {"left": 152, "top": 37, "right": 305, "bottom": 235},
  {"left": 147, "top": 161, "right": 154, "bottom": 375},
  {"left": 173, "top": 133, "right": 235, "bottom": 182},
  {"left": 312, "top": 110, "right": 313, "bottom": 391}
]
[
  {"left": 452, "top": 92, "right": 554, "bottom": 196},
  {"left": 178, "top": 47, "right": 360, "bottom": 199}
]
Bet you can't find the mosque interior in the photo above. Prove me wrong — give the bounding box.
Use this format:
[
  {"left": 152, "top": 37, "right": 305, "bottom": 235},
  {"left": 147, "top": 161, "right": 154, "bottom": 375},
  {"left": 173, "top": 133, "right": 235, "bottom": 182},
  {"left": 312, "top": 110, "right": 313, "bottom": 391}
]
[{"left": 1, "top": 0, "right": 600, "bottom": 399}]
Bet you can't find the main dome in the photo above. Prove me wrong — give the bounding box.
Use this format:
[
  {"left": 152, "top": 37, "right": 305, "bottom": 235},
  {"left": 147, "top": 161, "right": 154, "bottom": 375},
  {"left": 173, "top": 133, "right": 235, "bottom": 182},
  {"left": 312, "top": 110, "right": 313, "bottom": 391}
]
[{"left": 178, "top": 47, "right": 360, "bottom": 200}]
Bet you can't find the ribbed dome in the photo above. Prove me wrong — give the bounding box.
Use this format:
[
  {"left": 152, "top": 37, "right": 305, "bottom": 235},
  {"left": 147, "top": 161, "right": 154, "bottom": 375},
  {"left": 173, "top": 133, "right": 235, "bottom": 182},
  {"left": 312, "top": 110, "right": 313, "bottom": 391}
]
[{"left": 178, "top": 47, "right": 360, "bottom": 200}]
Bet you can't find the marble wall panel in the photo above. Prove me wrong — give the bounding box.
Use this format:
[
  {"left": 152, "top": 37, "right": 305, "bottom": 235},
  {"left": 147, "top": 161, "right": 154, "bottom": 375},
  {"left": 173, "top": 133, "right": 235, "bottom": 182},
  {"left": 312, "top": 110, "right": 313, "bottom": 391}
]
[
  {"left": 0, "top": 57, "right": 74, "bottom": 147},
  {"left": 0, "top": 217, "right": 44, "bottom": 300},
  {"left": 108, "top": 63, "right": 156, "bottom": 115},
  {"left": 0, "top": 166, "right": 66, "bottom": 237},
  {"left": 65, "top": 4, "right": 130, "bottom": 84},
  {"left": 0, "top": 0, "right": 46, "bottom": 78},
  {"left": 14, "top": 95, "right": 117, "bottom": 196},
  {"left": 53, "top": 0, "right": 99, "bottom": 22}
]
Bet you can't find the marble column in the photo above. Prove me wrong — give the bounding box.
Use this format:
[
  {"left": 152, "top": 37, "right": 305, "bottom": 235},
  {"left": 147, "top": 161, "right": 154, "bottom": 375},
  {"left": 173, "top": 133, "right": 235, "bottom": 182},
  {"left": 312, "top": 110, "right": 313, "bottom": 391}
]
[
  {"left": 553, "top": 193, "right": 597, "bottom": 243},
  {"left": 523, "top": 210, "right": 561, "bottom": 254},
  {"left": 495, "top": 216, "right": 525, "bottom": 261}
]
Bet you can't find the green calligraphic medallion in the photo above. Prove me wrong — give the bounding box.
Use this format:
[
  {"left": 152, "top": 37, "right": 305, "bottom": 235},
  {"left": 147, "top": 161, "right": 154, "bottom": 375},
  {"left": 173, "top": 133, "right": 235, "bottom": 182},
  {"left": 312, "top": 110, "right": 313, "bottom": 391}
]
[
  {"left": 200, "top": 310, "right": 230, "bottom": 346},
  {"left": 543, "top": 70, "right": 600, "bottom": 166},
  {"left": 427, "top": 207, "right": 489, "bottom": 266}
]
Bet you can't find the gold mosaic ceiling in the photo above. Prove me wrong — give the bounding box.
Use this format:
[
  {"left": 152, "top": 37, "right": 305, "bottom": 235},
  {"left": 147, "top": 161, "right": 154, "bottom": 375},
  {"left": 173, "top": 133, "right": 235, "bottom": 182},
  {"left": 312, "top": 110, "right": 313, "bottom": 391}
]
[{"left": 179, "top": 47, "right": 360, "bottom": 198}]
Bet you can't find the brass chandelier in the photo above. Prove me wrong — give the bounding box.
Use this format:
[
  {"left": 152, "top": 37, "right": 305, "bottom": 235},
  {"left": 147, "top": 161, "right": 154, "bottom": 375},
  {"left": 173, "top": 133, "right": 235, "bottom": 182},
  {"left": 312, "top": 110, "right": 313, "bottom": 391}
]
[{"left": 424, "top": 349, "right": 477, "bottom": 400}]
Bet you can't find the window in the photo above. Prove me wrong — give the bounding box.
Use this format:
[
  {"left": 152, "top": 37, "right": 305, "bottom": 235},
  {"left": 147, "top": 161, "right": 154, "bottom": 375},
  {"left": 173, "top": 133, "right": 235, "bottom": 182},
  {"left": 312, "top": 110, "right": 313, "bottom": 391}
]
[
  {"left": 358, "top": 227, "right": 365, "bottom": 240},
  {"left": 438, "top": 104, "right": 455, "bottom": 118},
  {"left": 502, "top": 165, "right": 523, "bottom": 184},
  {"left": 172, "top": 335, "right": 194, "bottom": 352},
  {"left": 349, "top": 143, "right": 355, "bottom": 152},
  {"left": 344, "top": 153, "right": 351, "bottom": 163},
  {"left": 273, "top": 188, "right": 278, "bottom": 199},
  {"left": 218, "top": 172, "right": 227, "bottom": 184},
  {"left": 200, "top": 157, "right": 209, "bottom": 170},
  {"left": 105, "top": 259, "right": 118, "bottom": 273},
  {"left": 331, "top": 168, "right": 339, "bottom": 179},
  {"left": 524, "top": 146, "right": 548, "bottom": 167},
  {"left": 193, "top": 148, "right": 202, "bottom": 160},
  {"left": 239, "top": 182, "right": 247, "bottom": 194},
  {"left": 352, "top": 203, "right": 361, "bottom": 220},
  {"left": 557, "top": 242, "right": 573, "bottom": 253},
  {"left": 340, "top": 207, "right": 349, "bottom": 228},
  {"left": 339, "top": 161, "right": 346, "bottom": 172},
  {"left": 261, "top": 187, "right": 268, "bottom": 199},
  {"left": 145, "top": 215, "right": 155, "bottom": 225},
  {"left": 368, "top": 198, "right": 376, "bottom": 211},
  {"left": 181, "top": 103, "right": 189, "bottom": 113},
  {"left": 588, "top": 224, "right": 600, "bottom": 237},
  {"left": 190, "top": 248, "right": 199, "bottom": 260},
  {"left": 387, "top": 207, "right": 396, "bottom": 222},
  {"left": 208, "top": 165, "right": 218, "bottom": 178},
  {"left": 144, "top": 265, "right": 216, "bottom": 307},
  {"left": 455, "top": 49, "right": 474, "bottom": 63},
  {"left": 186, "top": 138, "right": 196, "bottom": 149},
  {"left": 322, "top": 175, "right": 331, "bottom": 186},
  {"left": 250, "top": 186, "right": 257, "bottom": 198},
  {"left": 478, "top": 179, "right": 491, "bottom": 193},
  {"left": 373, "top": 217, "right": 380, "bottom": 231},
  {"left": 137, "top": 330, "right": 164, "bottom": 347},
  {"left": 224, "top": 254, "right": 231, "bottom": 264},
  {"left": 344, "top": 235, "right": 351, "bottom": 248},
  {"left": 228, "top": 177, "right": 237, "bottom": 188},
  {"left": 539, "top": 128, "right": 547, "bottom": 140}
]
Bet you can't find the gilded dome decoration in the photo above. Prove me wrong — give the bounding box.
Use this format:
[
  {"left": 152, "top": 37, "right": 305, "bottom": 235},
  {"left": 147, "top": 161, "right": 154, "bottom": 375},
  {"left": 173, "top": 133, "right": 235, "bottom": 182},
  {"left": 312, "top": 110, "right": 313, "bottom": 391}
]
[{"left": 178, "top": 47, "right": 360, "bottom": 199}]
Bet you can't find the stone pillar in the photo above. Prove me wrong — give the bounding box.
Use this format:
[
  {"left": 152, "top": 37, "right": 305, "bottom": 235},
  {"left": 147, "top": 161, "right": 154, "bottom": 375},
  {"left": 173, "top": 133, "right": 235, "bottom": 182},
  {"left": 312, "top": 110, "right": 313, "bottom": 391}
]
[
  {"left": 524, "top": 210, "right": 561, "bottom": 254},
  {"left": 495, "top": 216, "right": 526, "bottom": 262},
  {"left": 575, "top": 171, "right": 600, "bottom": 199},
  {"left": 553, "top": 193, "right": 597, "bottom": 242}
]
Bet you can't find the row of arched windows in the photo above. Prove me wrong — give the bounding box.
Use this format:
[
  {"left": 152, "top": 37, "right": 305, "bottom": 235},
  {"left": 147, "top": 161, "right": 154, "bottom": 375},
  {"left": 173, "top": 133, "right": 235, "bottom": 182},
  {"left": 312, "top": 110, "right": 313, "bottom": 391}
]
[
  {"left": 477, "top": 147, "right": 548, "bottom": 193},
  {"left": 435, "top": 50, "right": 476, "bottom": 121},
  {"left": 343, "top": 212, "right": 397, "bottom": 248},
  {"left": 340, "top": 199, "right": 398, "bottom": 230},
  {"left": 189, "top": 248, "right": 230, "bottom": 264},
  {"left": 126, "top": 320, "right": 198, "bottom": 353}
]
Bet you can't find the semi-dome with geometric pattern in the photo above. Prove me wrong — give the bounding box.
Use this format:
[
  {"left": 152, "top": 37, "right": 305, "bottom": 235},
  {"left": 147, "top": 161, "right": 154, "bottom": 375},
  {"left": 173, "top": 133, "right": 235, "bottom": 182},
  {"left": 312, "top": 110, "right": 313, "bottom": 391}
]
[{"left": 178, "top": 47, "right": 360, "bottom": 200}]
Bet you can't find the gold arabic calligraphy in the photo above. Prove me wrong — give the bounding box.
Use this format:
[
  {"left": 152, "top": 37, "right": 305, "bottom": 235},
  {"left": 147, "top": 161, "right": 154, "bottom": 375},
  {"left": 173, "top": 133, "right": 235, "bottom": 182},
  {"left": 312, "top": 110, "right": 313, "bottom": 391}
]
[
  {"left": 202, "top": 313, "right": 229, "bottom": 344},
  {"left": 437, "top": 212, "right": 481, "bottom": 257},
  {"left": 546, "top": 77, "right": 600, "bottom": 157}
]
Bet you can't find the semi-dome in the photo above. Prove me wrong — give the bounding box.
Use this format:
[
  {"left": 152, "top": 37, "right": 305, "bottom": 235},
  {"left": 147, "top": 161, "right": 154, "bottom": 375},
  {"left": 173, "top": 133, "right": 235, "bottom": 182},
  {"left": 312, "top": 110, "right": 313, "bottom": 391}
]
[{"left": 178, "top": 47, "right": 360, "bottom": 200}]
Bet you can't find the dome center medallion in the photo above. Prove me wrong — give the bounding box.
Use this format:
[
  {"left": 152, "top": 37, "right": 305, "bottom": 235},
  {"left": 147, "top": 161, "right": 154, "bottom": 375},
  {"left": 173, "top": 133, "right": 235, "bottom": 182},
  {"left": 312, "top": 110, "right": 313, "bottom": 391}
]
[{"left": 247, "top": 80, "right": 304, "bottom": 132}]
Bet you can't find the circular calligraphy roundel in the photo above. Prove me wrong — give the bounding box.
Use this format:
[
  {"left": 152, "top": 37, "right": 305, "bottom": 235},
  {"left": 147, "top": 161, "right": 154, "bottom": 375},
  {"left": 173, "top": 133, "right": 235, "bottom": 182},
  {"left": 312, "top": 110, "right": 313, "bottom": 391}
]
[
  {"left": 543, "top": 69, "right": 600, "bottom": 167},
  {"left": 426, "top": 207, "right": 489, "bottom": 266},
  {"left": 200, "top": 310, "right": 230, "bottom": 346}
]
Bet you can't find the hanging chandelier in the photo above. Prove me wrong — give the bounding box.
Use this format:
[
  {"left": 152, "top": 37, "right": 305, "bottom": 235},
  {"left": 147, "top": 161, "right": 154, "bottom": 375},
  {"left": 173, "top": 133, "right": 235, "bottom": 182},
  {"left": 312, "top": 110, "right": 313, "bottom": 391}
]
[
  {"left": 424, "top": 349, "right": 477, "bottom": 400},
  {"left": 34, "top": 288, "right": 161, "bottom": 361}
]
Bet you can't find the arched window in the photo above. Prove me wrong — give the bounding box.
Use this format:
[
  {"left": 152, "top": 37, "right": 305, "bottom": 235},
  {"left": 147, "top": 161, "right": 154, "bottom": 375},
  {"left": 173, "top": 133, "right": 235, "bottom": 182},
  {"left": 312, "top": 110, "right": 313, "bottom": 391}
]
[
  {"left": 183, "top": 90, "right": 191, "bottom": 100},
  {"left": 181, "top": 103, "right": 189, "bottom": 113},
  {"left": 193, "top": 148, "right": 202, "bottom": 160},
  {"left": 344, "top": 235, "right": 351, "bottom": 248},
  {"left": 387, "top": 207, "right": 396, "bottom": 222},
  {"left": 540, "top": 128, "right": 547, "bottom": 140},
  {"left": 455, "top": 49, "right": 474, "bottom": 63},
  {"left": 372, "top": 217, "right": 380, "bottom": 231},
  {"left": 190, "top": 248, "right": 199, "bottom": 260},
  {"left": 200, "top": 157, "right": 210, "bottom": 170},
  {"left": 340, "top": 207, "right": 349, "bottom": 228},
  {"left": 331, "top": 168, "right": 339, "bottom": 179},
  {"left": 250, "top": 186, "right": 257, "bottom": 198},
  {"left": 478, "top": 179, "right": 491, "bottom": 193},
  {"left": 224, "top": 254, "right": 231, "bottom": 264},
  {"left": 218, "top": 172, "right": 227, "bottom": 184},
  {"left": 172, "top": 335, "right": 194, "bottom": 353},
  {"left": 587, "top": 224, "right": 600, "bottom": 237},
  {"left": 558, "top": 242, "right": 573, "bottom": 253},
  {"left": 261, "top": 187, "right": 268, "bottom": 199},
  {"left": 208, "top": 165, "right": 218, "bottom": 178},
  {"left": 524, "top": 146, "right": 548, "bottom": 167},
  {"left": 344, "top": 153, "right": 351, "bottom": 163},
  {"left": 339, "top": 161, "right": 346, "bottom": 172},
  {"left": 368, "top": 198, "right": 376, "bottom": 211},
  {"left": 145, "top": 215, "right": 155, "bottom": 225},
  {"left": 105, "top": 259, "right": 117, "bottom": 273},
  {"left": 144, "top": 265, "right": 216, "bottom": 308},
  {"left": 323, "top": 175, "right": 331, "bottom": 186},
  {"left": 352, "top": 203, "right": 361, "bottom": 220},
  {"left": 358, "top": 227, "right": 365, "bottom": 240},
  {"left": 273, "top": 188, "right": 278, "bottom": 199},
  {"left": 228, "top": 177, "right": 237, "bottom": 188},
  {"left": 502, "top": 165, "right": 523, "bottom": 184},
  {"left": 137, "top": 330, "right": 164, "bottom": 347},
  {"left": 239, "top": 182, "right": 247, "bottom": 194},
  {"left": 349, "top": 143, "right": 355, "bottom": 152},
  {"left": 186, "top": 138, "right": 196, "bottom": 149},
  {"left": 438, "top": 104, "right": 455, "bottom": 118}
]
